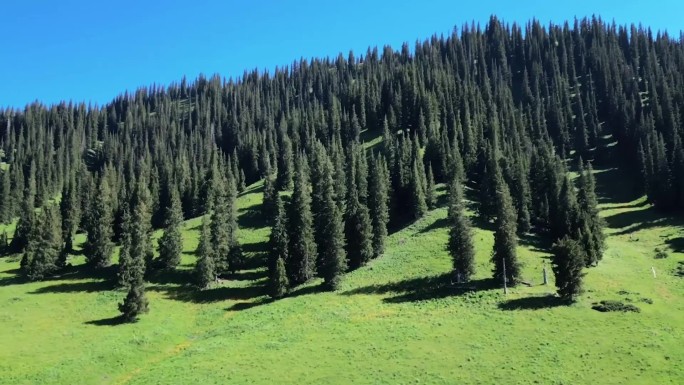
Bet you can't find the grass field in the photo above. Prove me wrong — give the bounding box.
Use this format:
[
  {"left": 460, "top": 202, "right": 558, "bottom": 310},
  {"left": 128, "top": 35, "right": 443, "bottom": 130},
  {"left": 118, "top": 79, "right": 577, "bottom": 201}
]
[{"left": 0, "top": 166, "right": 682, "bottom": 384}]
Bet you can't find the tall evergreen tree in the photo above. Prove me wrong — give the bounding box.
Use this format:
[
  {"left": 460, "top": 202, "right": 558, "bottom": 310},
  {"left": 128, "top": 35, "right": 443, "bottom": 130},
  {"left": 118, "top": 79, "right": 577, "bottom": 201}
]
[
  {"left": 83, "top": 177, "right": 114, "bottom": 268},
  {"left": 119, "top": 186, "right": 150, "bottom": 322},
  {"left": 447, "top": 178, "right": 475, "bottom": 282},
  {"left": 59, "top": 176, "right": 80, "bottom": 254},
  {"left": 287, "top": 155, "right": 317, "bottom": 286},
  {"left": 409, "top": 160, "right": 427, "bottom": 220},
  {"left": 157, "top": 188, "right": 184, "bottom": 270},
  {"left": 268, "top": 195, "right": 290, "bottom": 298},
  {"left": 551, "top": 235, "right": 586, "bottom": 302},
  {"left": 21, "top": 206, "right": 62, "bottom": 281},
  {"left": 194, "top": 215, "right": 215, "bottom": 289},
  {"left": 368, "top": 154, "right": 390, "bottom": 257},
  {"left": 316, "top": 153, "right": 347, "bottom": 290},
  {"left": 491, "top": 174, "right": 520, "bottom": 283},
  {"left": 425, "top": 162, "right": 436, "bottom": 210}
]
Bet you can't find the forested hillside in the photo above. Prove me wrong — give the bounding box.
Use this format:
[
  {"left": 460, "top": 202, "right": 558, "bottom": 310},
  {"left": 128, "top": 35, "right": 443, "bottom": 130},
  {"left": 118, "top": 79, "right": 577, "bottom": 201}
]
[{"left": 1, "top": 16, "right": 683, "bottom": 328}]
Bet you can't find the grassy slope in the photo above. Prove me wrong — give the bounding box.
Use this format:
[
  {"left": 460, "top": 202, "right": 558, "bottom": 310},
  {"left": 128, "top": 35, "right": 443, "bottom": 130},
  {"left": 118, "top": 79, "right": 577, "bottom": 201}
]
[{"left": 0, "top": 167, "right": 682, "bottom": 385}]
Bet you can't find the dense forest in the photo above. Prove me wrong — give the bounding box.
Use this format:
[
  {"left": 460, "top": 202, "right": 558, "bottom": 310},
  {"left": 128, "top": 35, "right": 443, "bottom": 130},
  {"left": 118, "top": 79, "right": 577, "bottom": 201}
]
[{"left": 1, "top": 16, "right": 683, "bottom": 321}]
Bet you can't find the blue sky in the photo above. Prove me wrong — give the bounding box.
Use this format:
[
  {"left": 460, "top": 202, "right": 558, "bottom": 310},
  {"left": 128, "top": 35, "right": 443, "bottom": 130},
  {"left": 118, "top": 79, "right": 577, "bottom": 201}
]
[{"left": 1, "top": 0, "right": 682, "bottom": 108}]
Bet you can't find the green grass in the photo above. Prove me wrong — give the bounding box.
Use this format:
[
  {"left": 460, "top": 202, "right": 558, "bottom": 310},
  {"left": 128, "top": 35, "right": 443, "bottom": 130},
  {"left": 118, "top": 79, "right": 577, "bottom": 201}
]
[{"left": 0, "top": 168, "right": 683, "bottom": 384}]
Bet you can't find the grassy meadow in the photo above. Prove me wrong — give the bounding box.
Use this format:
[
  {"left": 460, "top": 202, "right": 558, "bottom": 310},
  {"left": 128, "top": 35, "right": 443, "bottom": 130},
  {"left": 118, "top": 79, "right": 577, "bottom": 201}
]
[{"left": 0, "top": 167, "right": 682, "bottom": 384}]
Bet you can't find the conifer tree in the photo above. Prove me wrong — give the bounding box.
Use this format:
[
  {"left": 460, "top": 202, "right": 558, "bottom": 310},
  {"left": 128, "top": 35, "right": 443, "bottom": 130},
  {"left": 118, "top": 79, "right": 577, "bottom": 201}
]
[
  {"left": 268, "top": 195, "right": 290, "bottom": 298},
  {"left": 194, "top": 215, "right": 216, "bottom": 289},
  {"left": 119, "top": 198, "right": 150, "bottom": 322},
  {"left": 491, "top": 174, "right": 520, "bottom": 283},
  {"left": 345, "top": 182, "right": 374, "bottom": 270},
  {"left": 447, "top": 178, "right": 475, "bottom": 282},
  {"left": 262, "top": 173, "right": 278, "bottom": 220},
  {"left": 287, "top": 155, "right": 317, "bottom": 285},
  {"left": 0, "top": 169, "right": 11, "bottom": 224},
  {"left": 409, "top": 160, "right": 427, "bottom": 220},
  {"left": 117, "top": 203, "right": 134, "bottom": 287},
  {"left": 22, "top": 206, "right": 62, "bottom": 281},
  {"left": 157, "top": 188, "right": 183, "bottom": 270},
  {"left": 577, "top": 162, "right": 605, "bottom": 266},
  {"left": 425, "top": 162, "right": 436, "bottom": 209},
  {"left": 551, "top": 235, "right": 586, "bottom": 302},
  {"left": 59, "top": 176, "right": 80, "bottom": 253},
  {"left": 316, "top": 153, "right": 347, "bottom": 290},
  {"left": 83, "top": 177, "right": 114, "bottom": 268},
  {"left": 119, "top": 188, "right": 150, "bottom": 322},
  {"left": 368, "top": 154, "right": 390, "bottom": 257}
]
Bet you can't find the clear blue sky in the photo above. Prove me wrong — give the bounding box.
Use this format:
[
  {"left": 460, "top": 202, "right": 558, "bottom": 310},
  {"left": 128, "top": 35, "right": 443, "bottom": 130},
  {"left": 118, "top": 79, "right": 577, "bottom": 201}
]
[{"left": 2, "top": 0, "right": 682, "bottom": 108}]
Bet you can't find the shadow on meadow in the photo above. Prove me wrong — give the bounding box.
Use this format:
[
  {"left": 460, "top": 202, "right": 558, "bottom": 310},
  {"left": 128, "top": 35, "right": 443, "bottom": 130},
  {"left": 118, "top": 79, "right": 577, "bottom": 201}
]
[
  {"left": 84, "top": 315, "right": 127, "bottom": 327},
  {"left": 342, "top": 273, "right": 498, "bottom": 303},
  {"left": 497, "top": 295, "right": 565, "bottom": 310}
]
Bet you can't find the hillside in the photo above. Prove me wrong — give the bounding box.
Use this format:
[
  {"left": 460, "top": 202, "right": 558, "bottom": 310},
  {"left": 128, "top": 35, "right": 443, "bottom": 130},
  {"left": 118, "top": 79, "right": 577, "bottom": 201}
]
[{"left": 1, "top": 163, "right": 682, "bottom": 384}]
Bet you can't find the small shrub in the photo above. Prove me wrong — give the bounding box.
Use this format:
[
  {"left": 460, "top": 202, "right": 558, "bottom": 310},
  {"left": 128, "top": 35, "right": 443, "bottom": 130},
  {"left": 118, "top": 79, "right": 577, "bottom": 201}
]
[
  {"left": 591, "top": 300, "right": 641, "bottom": 313},
  {"left": 654, "top": 248, "right": 669, "bottom": 259},
  {"left": 675, "top": 261, "right": 684, "bottom": 277},
  {"left": 640, "top": 297, "right": 653, "bottom": 304}
]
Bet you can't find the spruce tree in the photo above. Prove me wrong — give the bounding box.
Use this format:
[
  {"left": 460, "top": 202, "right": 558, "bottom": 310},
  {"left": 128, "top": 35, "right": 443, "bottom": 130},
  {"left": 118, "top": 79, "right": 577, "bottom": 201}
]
[
  {"left": 345, "top": 183, "right": 374, "bottom": 270},
  {"left": 577, "top": 162, "right": 605, "bottom": 266},
  {"left": 316, "top": 153, "right": 347, "bottom": 290},
  {"left": 22, "top": 206, "right": 62, "bottom": 281},
  {"left": 425, "top": 162, "right": 436, "bottom": 209},
  {"left": 83, "top": 177, "right": 114, "bottom": 268},
  {"left": 268, "top": 195, "right": 290, "bottom": 298},
  {"left": 409, "top": 160, "right": 427, "bottom": 220},
  {"left": 551, "top": 236, "right": 586, "bottom": 302},
  {"left": 287, "top": 155, "right": 317, "bottom": 286},
  {"left": 262, "top": 173, "right": 278, "bottom": 220},
  {"left": 368, "top": 154, "right": 390, "bottom": 257},
  {"left": 447, "top": 178, "right": 475, "bottom": 282},
  {"left": 194, "top": 215, "right": 216, "bottom": 289},
  {"left": 157, "top": 188, "right": 183, "bottom": 270},
  {"left": 119, "top": 187, "right": 151, "bottom": 321},
  {"left": 60, "top": 176, "right": 80, "bottom": 254},
  {"left": 491, "top": 174, "right": 520, "bottom": 284},
  {"left": 117, "top": 203, "right": 134, "bottom": 288}
]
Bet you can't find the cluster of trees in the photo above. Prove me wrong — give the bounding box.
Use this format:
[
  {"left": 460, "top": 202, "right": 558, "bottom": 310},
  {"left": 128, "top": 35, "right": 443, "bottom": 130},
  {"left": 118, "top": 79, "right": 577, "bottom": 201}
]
[{"left": 2, "top": 16, "right": 681, "bottom": 317}]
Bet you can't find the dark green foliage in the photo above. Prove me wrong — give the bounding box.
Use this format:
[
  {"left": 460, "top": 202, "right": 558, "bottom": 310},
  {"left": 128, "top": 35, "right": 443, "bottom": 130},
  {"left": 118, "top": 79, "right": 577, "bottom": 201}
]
[
  {"left": 119, "top": 192, "right": 151, "bottom": 321},
  {"left": 157, "top": 189, "right": 184, "bottom": 270},
  {"left": 210, "top": 174, "right": 239, "bottom": 274},
  {"left": 261, "top": 174, "right": 278, "bottom": 220},
  {"left": 83, "top": 177, "right": 114, "bottom": 269},
  {"left": 315, "top": 153, "right": 347, "bottom": 291},
  {"left": 491, "top": 174, "right": 520, "bottom": 283},
  {"left": 447, "top": 178, "right": 475, "bottom": 282},
  {"left": 409, "top": 160, "right": 427, "bottom": 220},
  {"left": 194, "top": 215, "right": 216, "bottom": 289},
  {"left": 287, "top": 155, "right": 317, "bottom": 286},
  {"left": 345, "top": 188, "right": 374, "bottom": 270},
  {"left": 59, "top": 176, "right": 80, "bottom": 253},
  {"left": 551, "top": 236, "right": 586, "bottom": 302},
  {"left": 117, "top": 203, "right": 134, "bottom": 288},
  {"left": 576, "top": 162, "right": 605, "bottom": 266},
  {"left": 268, "top": 195, "right": 290, "bottom": 298},
  {"left": 368, "top": 154, "right": 390, "bottom": 257},
  {"left": 425, "top": 163, "right": 436, "bottom": 210},
  {"left": 592, "top": 300, "right": 640, "bottom": 313},
  {"left": 21, "top": 206, "right": 62, "bottom": 281}
]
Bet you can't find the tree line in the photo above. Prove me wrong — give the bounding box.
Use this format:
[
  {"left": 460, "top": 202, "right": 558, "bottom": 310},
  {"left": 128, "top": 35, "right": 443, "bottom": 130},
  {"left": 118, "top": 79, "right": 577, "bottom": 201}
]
[{"left": 2, "top": 16, "right": 680, "bottom": 319}]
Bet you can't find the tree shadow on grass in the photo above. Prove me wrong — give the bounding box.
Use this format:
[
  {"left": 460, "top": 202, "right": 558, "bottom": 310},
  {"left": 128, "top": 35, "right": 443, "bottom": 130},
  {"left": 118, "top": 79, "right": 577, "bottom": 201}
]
[
  {"left": 31, "top": 279, "right": 116, "bottom": 294},
  {"left": 148, "top": 281, "right": 265, "bottom": 304},
  {"left": 1, "top": 264, "right": 117, "bottom": 288},
  {"left": 343, "top": 273, "right": 497, "bottom": 303},
  {"left": 419, "top": 216, "right": 449, "bottom": 234},
  {"left": 84, "top": 315, "right": 126, "bottom": 327},
  {"left": 497, "top": 295, "right": 565, "bottom": 311},
  {"left": 666, "top": 237, "right": 684, "bottom": 252},
  {"left": 238, "top": 208, "right": 267, "bottom": 230},
  {"left": 223, "top": 268, "right": 267, "bottom": 282},
  {"left": 519, "top": 233, "right": 552, "bottom": 253}
]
